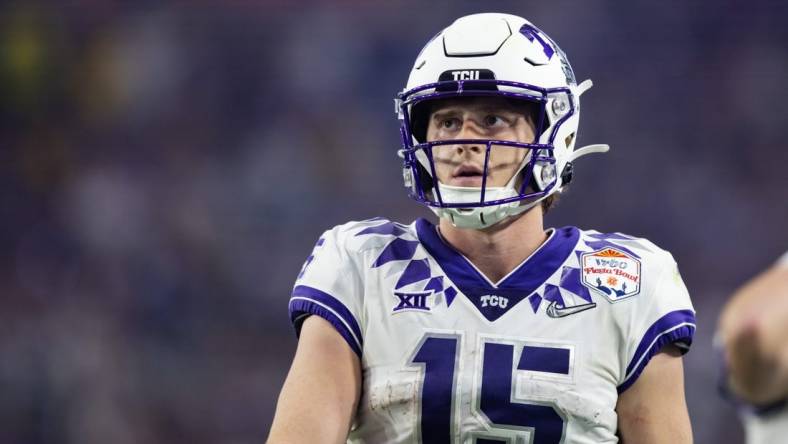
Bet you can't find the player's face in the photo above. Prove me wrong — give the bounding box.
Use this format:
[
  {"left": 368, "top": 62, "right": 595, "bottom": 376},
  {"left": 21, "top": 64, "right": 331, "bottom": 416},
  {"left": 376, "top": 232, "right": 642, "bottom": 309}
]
[{"left": 425, "top": 97, "right": 536, "bottom": 188}]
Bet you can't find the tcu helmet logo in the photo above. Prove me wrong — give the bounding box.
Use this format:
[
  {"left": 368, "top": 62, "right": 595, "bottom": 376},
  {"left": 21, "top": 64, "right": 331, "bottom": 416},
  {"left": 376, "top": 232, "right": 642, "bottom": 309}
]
[
  {"left": 451, "top": 70, "right": 480, "bottom": 80},
  {"left": 519, "top": 23, "right": 576, "bottom": 84},
  {"left": 519, "top": 23, "right": 554, "bottom": 59},
  {"left": 438, "top": 69, "right": 495, "bottom": 83},
  {"left": 581, "top": 248, "right": 641, "bottom": 302}
]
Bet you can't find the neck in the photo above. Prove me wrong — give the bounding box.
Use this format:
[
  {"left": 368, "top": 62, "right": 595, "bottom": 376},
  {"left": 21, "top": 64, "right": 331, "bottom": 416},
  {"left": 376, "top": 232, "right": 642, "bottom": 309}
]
[{"left": 438, "top": 207, "right": 549, "bottom": 283}]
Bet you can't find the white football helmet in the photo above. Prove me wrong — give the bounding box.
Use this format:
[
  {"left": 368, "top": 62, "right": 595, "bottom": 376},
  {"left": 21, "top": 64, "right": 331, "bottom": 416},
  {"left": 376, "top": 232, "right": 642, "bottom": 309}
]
[{"left": 396, "top": 13, "right": 609, "bottom": 229}]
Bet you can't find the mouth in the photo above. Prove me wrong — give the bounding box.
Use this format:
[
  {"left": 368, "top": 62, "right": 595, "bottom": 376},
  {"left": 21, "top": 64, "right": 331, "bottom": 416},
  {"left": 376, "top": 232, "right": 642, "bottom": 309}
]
[{"left": 450, "top": 164, "right": 486, "bottom": 187}]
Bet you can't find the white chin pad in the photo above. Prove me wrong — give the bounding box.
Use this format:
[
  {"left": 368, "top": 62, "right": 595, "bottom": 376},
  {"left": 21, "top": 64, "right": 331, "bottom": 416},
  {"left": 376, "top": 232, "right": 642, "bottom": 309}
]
[{"left": 437, "top": 183, "right": 518, "bottom": 205}]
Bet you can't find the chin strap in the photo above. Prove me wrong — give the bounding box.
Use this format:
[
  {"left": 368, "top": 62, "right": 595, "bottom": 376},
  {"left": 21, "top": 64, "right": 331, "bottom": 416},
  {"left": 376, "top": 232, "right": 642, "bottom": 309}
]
[{"left": 569, "top": 144, "right": 610, "bottom": 162}]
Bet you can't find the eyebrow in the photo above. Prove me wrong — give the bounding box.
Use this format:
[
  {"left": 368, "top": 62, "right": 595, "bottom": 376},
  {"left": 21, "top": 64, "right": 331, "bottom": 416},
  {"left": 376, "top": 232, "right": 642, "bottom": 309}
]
[
  {"left": 431, "top": 106, "right": 522, "bottom": 118},
  {"left": 431, "top": 108, "right": 460, "bottom": 118}
]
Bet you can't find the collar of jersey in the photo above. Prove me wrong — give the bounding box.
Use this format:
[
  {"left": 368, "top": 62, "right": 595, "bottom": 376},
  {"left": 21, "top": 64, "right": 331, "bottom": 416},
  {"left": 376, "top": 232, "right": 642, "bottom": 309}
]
[{"left": 415, "top": 218, "right": 580, "bottom": 316}]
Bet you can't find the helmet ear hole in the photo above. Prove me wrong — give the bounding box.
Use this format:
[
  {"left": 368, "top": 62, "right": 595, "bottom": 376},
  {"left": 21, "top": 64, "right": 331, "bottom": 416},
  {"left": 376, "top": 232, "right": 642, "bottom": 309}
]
[
  {"left": 416, "top": 162, "right": 434, "bottom": 193},
  {"left": 560, "top": 161, "right": 574, "bottom": 185},
  {"left": 565, "top": 132, "right": 575, "bottom": 148},
  {"left": 410, "top": 101, "right": 431, "bottom": 143},
  {"left": 527, "top": 173, "right": 540, "bottom": 193}
]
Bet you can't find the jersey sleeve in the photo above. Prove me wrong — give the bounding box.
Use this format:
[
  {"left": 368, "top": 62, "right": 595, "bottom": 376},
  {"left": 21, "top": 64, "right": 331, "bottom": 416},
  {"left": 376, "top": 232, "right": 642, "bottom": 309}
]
[
  {"left": 618, "top": 252, "right": 696, "bottom": 393},
  {"left": 288, "top": 225, "right": 364, "bottom": 357}
]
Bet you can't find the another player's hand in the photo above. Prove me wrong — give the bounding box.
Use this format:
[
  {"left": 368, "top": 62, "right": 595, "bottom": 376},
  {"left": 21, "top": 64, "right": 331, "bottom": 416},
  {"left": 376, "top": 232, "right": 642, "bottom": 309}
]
[{"left": 719, "top": 265, "right": 788, "bottom": 406}]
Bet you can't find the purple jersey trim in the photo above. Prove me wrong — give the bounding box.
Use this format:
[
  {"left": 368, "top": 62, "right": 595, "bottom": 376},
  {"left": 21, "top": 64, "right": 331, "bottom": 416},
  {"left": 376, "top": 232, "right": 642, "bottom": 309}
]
[
  {"left": 415, "top": 218, "right": 580, "bottom": 322},
  {"left": 618, "top": 309, "right": 696, "bottom": 393},
  {"left": 289, "top": 285, "right": 363, "bottom": 357}
]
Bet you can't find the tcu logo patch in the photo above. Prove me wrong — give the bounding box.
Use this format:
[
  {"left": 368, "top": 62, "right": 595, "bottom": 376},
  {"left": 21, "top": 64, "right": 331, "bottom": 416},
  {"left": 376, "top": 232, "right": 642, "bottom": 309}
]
[
  {"left": 393, "top": 291, "right": 432, "bottom": 313},
  {"left": 480, "top": 295, "right": 509, "bottom": 309},
  {"left": 581, "top": 248, "right": 641, "bottom": 302}
]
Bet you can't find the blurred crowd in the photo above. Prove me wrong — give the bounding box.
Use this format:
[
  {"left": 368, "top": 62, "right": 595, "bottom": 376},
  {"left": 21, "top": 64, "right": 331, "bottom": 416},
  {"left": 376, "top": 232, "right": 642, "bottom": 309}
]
[{"left": 1, "top": 2, "right": 786, "bottom": 443}]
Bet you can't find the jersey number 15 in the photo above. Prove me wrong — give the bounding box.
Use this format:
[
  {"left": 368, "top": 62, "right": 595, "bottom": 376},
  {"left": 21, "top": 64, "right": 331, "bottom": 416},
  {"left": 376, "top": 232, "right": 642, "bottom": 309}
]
[{"left": 410, "top": 333, "right": 571, "bottom": 444}]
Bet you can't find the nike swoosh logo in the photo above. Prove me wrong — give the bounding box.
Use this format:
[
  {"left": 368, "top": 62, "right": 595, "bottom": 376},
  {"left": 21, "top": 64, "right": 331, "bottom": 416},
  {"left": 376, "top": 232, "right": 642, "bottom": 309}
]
[{"left": 546, "top": 300, "right": 597, "bottom": 318}]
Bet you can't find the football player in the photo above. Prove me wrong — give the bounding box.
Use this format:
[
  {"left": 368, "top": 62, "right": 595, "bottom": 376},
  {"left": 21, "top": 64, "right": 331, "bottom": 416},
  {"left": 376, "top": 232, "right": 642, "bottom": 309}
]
[
  {"left": 268, "top": 13, "right": 695, "bottom": 443},
  {"left": 717, "top": 252, "right": 788, "bottom": 443}
]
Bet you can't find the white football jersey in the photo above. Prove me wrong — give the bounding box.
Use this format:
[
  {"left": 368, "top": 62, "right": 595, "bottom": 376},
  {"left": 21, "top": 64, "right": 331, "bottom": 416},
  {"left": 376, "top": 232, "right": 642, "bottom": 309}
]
[
  {"left": 743, "top": 408, "right": 788, "bottom": 444},
  {"left": 290, "top": 218, "right": 696, "bottom": 444}
]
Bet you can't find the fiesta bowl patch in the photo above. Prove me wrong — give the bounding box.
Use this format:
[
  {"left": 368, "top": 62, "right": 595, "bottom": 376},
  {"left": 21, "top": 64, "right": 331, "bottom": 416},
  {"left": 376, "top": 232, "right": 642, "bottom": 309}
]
[{"left": 581, "top": 247, "right": 641, "bottom": 302}]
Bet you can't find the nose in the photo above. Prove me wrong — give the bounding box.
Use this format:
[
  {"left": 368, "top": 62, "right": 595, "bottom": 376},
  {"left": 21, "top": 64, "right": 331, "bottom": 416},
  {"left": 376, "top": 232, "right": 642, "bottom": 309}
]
[{"left": 454, "top": 119, "right": 485, "bottom": 155}]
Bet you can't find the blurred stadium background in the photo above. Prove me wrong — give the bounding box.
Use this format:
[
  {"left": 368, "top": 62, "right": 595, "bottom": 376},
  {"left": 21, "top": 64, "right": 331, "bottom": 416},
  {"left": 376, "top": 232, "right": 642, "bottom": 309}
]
[{"left": 1, "top": 1, "right": 787, "bottom": 442}]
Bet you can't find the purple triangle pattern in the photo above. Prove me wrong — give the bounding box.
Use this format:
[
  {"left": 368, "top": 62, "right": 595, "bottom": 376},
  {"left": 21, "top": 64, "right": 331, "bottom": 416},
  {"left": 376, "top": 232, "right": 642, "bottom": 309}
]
[
  {"left": 444, "top": 287, "right": 458, "bottom": 307},
  {"left": 560, "top": 266, "right": 593, "bottom": 303},
  {"left": 528, "top": 293, "right": 542, "bottom": 313},
  {"left": 395, "top": 259, "right": 431, "bottom": 289},
  {"left": 423, "top": 276, "right": 444, "bottom": 293},
  {"left": 543, "top": 284, "right": 565, "bottom": 307},
  {"left": 355, "top": 222, "right": 408, "bottom": 238},
  {"left": 352, "top": 220, "right": 462, "bottom": 311},
  {"left": 372, "top": 238, "right": 420, "bottom": 267},
  {"left": 588, "top": 232, "right": 633, "bottom": 241}
]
